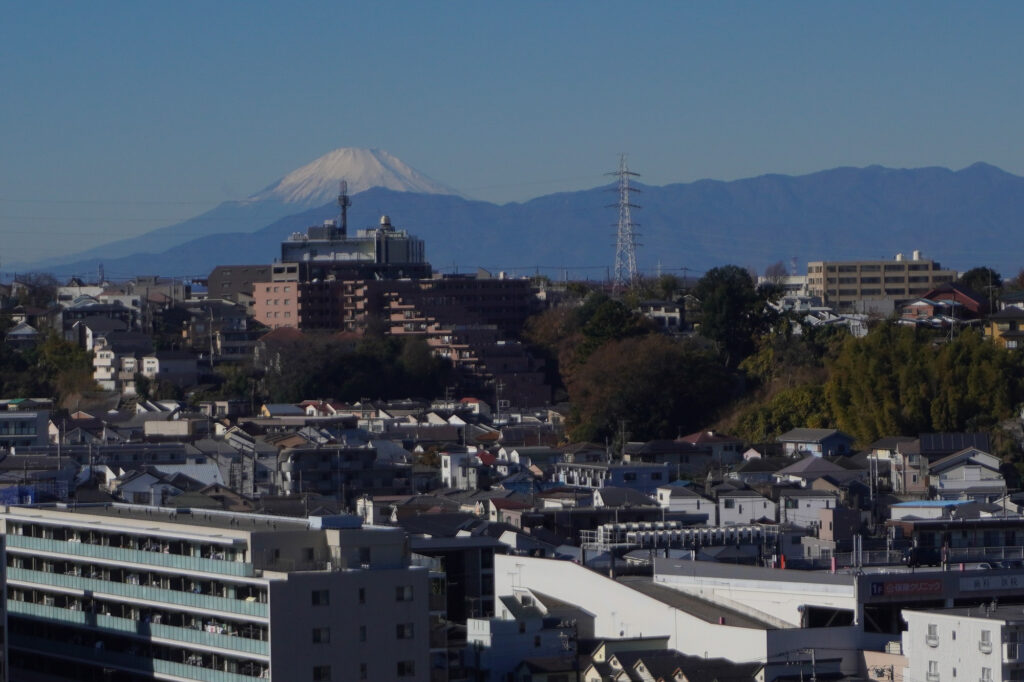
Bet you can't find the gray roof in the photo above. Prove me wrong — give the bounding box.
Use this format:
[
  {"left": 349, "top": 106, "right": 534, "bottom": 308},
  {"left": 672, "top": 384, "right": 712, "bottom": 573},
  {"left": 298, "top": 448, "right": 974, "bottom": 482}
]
[
  {"left": 777, "top": 428, "right": 852, "bottom": 443},
  {"left": 596, "top": 487, "right": 657, "bottom": 507},
  {"left": 616, "top": 575, "right": 776, "bottom": 629}
]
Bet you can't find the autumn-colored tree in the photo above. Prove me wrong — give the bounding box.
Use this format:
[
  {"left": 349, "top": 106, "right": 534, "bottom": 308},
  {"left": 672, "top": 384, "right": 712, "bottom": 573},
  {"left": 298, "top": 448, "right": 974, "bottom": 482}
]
[{"left": 566, "top": 335, "right": 733, "bottom": 443}]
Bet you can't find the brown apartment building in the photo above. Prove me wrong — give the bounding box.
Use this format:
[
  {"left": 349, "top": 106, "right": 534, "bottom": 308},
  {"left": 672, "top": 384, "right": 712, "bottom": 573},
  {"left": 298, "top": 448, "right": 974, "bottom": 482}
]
[{"left": 806, "top": 250, "right": 956, "bottom": 313}]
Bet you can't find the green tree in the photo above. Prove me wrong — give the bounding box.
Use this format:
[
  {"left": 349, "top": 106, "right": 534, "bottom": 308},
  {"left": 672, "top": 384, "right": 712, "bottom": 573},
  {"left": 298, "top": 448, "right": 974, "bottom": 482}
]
[
  {"left": 958, "top": 266, "right": 1002, "bottom": 295},
  {"left": 825, "top": 326, "right": 1024, "bottom": 444},
  {"left": 732, "top": 384, "right": 832, "bottom": 444},
  {"left": 693, "top": 265, "right": 774, "bottom": 367}
]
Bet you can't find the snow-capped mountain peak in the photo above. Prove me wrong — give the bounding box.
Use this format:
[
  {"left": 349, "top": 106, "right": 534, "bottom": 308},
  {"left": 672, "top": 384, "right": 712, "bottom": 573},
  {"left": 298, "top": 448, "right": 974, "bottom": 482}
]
[{"left": 249, "top": 147, "right": 458, "bottom": 206}]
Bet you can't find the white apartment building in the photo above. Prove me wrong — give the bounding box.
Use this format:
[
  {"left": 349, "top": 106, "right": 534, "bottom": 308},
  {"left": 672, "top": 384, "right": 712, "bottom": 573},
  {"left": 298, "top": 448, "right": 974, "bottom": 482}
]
[
  {"left": 903, "top": 606, "right": 1024, "bottom": 682},
  {"left": 0, "top": 503, "right": 432, "bottom": 682}
]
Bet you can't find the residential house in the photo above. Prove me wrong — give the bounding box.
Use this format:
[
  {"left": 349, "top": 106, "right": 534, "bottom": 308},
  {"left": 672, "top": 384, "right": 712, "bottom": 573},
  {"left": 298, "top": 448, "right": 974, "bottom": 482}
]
[
  {"left": 622, "top": 440, "right": 712, "bottom": 477},
  {"left": 70, "top": 316, "right": 128, "bottom": 350},
  {"left": 467, "top": 590, "right": 593, "bottom": 682},
  {"left": 777, "top": 428, "right": 855, "bottom": 458},
  {"left": 441, "top": 448, "right": 482, "bottom": 489},
  {"left": 929, "top": 447, "right": 1005, "bottom": 502},
  {"left": 778, "top": 489, "right": 839, "bottom": 529},
  {"left": 92, "top": 331, "right": 153, "bottom": 395},
  {"left": 655, "top": 484, "right": 712, "bottom": 520},
  {"left": 678, "top": 430, "right": 745, "bottom": 469},
  {"left": 4, "top": 321, "right": 39, "bottom": 350},
  {"left": 773, "top": 455, "right": 866, "bottom": 488},
  {"left": 732, "top": 457, "right": 787, "bottom": 486},
  {"left": 553, "top": 462, "right": 671, "bottom": 494},
  {"left": 637, "top": 299, "right": 683, "bottom": 332},
  {"left": 140, "top": 350, "right": 199, "bottom": 389},
  {"left": 592, "top": 487, "right": 657, "bottom": 509},
  {"left": 717, "top": 489, "right": 777, "bottom": 526},
  {"left": 987, "top": 307, "right": 1024, "bottom": 349}
]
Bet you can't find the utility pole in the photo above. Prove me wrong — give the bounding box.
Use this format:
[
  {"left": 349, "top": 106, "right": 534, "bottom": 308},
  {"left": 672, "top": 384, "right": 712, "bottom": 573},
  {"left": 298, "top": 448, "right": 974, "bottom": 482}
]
[{"left": 609, "top": 154, "right": 641, "bottom": 295}]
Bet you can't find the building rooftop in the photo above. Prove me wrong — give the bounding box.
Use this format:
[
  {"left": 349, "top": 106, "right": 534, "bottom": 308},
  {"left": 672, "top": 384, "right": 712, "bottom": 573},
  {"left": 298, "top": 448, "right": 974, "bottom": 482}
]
[
  {"left": 4, "top": 502, "right": 365, "bottom": 535},
  {"left": 616, "top": 575, "right": 777, "bottom": 630},
  {"left": 926, "top": 605, "right": 1024, "bottom": 622}
]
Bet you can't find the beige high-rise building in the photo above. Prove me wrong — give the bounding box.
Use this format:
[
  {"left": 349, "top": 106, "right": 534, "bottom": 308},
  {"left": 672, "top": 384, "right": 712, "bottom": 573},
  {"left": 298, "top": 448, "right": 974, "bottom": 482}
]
[{"left": 806, "top": 250, "right": 956, "bottom": 313}]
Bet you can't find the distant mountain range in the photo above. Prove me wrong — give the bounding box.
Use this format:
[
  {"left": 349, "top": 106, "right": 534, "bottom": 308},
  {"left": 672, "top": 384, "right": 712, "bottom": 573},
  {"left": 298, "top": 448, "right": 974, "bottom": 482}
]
[{"left": 12, "top": 148, "right": 1024, "bottom": 281}]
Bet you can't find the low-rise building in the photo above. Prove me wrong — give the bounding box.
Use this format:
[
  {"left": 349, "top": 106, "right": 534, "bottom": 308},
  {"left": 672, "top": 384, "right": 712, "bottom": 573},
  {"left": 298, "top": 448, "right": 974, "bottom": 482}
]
[{"left": 902, "top": 606, "right": 1024, "bottom": 682}]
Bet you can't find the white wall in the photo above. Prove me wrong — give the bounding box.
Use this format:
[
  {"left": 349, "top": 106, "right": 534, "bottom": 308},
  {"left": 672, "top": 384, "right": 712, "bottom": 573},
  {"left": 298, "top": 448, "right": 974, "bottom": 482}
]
[
  {"left": 494, "top": 555, "right": 768, "bottom": 662},
  {"left": 903, "top": 610, "right": 1015, "bottom": 682},
  {"left": 653, "top": 561, "right": 857, "bottom": 628}
]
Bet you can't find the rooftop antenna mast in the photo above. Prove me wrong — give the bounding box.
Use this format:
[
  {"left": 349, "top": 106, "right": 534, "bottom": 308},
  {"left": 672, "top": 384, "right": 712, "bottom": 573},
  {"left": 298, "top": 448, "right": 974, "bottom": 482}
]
[
  {"left": 337, "top": 180, "right": 351, "bottom": 238},
  {"left": 609, "top": 154, "right": 641, "bottom": 294}
]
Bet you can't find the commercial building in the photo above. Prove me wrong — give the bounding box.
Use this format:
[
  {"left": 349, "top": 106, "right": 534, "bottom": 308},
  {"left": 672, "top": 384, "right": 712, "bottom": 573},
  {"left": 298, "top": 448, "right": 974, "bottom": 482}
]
[
  {"left": 1, "top": 503, "right": 430, "bottom": 681},
  {"left": 807, "top": 252, "right": 957, "bottom": 313}
]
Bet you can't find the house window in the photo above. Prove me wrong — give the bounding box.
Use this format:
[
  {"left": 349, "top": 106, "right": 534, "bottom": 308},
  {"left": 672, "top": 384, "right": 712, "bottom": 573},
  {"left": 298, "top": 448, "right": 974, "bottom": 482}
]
[
  {"left": 397, "top": 623, "right": 414, "bottom": 639},
  {"left": 312, "top": 627, "right": 330, "bottom": 643},
  {"left": 397, "top": 661, "right": 415, "bottom": 677},
  {"left": 359, "top": 625, "right": 366, "bottom": 642},
  {"left": 358, "top": 587, "right": 366, "bottom": 604},
  {"left": 396, "top": 585, "right": 413, "bottom": 602},
  {"left": 360, "top": 664, "right": 367, "bottom": 680},
  {"left": 981, "top": 668, "right": 992, "bottom": 682},
  {"left": 311, "top": 589, "right": 329, "bottom": 606},
  {"left": 724, "top": 499, "right": 736, "bottom": 509},
  {"left": 313, "top": 665, "right": 331, "bottom": 681}
]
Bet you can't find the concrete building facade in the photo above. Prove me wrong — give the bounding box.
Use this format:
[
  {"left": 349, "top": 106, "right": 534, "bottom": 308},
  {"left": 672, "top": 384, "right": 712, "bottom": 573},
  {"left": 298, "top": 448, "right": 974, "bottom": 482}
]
[
  {"left": 0, "top": 503, "right": 430, "bottom": 682},
  {"left": 807, "top": 252, "right": 956, "bottom": 313}
]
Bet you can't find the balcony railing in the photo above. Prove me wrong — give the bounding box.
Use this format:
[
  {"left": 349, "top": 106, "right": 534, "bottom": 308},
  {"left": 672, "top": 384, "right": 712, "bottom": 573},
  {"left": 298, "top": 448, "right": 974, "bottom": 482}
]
[
  {"left": 11, "top": 633, "right": 268, "bottom": 682},
  {"left": 8, "top": 600, "right": 269, "bottom": 656},
  {"left": 8, "top": 535, "right": 255, "bottom": 578},
  {"left": 926, "top": 635, "right": 940, "bottom": 647},
  {"left": 7, "top": 568, "right": 268, "bottom": 618}
]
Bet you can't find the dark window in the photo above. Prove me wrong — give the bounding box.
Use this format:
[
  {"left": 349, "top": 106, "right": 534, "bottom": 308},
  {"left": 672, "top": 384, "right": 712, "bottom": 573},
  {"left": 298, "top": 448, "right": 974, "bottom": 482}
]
[{"left": 312, "top": 589, "right": 329, "bottom": 606}]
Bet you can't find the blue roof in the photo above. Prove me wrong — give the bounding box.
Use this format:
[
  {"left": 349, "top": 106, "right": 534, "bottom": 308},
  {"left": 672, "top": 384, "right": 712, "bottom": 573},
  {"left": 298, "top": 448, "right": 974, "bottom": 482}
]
[{"left": 892, "top": 500, "right": 971, "bottom": 507}]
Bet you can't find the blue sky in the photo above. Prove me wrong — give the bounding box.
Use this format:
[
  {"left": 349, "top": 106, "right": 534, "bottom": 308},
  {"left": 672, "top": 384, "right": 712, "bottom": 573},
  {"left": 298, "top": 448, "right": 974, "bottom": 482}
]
[{"left": 2, "top": 2, "right": 1023, "bottom": 262}]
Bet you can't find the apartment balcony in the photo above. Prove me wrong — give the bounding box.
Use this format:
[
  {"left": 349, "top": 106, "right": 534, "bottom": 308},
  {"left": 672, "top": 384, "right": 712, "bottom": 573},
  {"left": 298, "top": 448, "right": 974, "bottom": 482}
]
[
  {"left": 7, "top": 567, "right": 268, "bottom": 618},
  {"left": 11, "top": 633, "right": 267, "bottom": 682},
  {"left": 8, "top": 535, "right": 255, "bottom": 578},
  {"left": 8, "top": 600, "right": 269, "bottom": 656}
]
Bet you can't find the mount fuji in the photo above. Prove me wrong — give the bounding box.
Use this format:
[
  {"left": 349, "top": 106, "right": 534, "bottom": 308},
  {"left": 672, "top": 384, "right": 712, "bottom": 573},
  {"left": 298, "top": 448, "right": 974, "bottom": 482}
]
[
  {"left": 248, "top": 148, "right": 459, "bottom": 204},
  {"left": 12, "top": 148, "right": 458, "bottom": 274},
  {"left": 13, "top": 155, "right": 1024, "bottom": 281}
]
